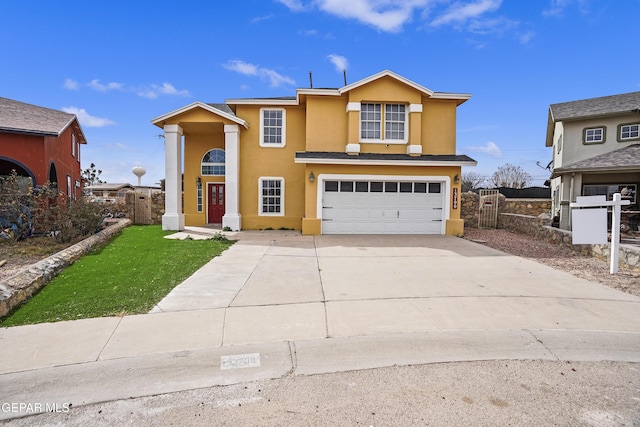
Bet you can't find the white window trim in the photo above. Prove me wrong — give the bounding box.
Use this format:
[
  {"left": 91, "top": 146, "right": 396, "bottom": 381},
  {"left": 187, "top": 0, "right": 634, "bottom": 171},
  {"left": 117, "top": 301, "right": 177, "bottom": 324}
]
[
  {"left": 259, "top": 177, "right": 285, "bottom": 216},
  {"left": 196, "top": 180, "right": 203, "bottom": 212},
  {"left": 259, "top": 108, "right": 286, "bottom": 148},
  {"left": 72, "top": 134, "right": 76, "bottom": 157},
  {"left": 359, "top": 102, "right": 408, "bottom": 145}
]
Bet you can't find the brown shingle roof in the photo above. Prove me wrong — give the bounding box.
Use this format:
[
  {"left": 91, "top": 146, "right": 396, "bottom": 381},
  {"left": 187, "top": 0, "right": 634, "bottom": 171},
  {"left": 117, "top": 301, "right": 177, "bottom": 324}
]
[{"left": 0, "top": 97, "right": 76, "bottom": 136}]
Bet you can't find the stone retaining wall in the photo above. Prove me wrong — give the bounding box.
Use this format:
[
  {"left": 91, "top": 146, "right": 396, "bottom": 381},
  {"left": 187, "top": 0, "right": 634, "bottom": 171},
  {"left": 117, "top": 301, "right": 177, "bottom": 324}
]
[
  {"left": 498, "top": 212, "right": 640, "bottom": 271},
  {"left": 460, "top": 192, "right": 550, "bottom": 228},
  {"left": 0, "top": 218, "right": 131, "bottom": 318}
]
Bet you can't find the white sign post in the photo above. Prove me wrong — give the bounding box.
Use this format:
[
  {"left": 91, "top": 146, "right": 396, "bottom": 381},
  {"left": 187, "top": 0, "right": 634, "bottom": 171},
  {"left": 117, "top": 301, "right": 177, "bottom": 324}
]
[{"left": 570, "top": 193, "right": 630, "bottom": 274}]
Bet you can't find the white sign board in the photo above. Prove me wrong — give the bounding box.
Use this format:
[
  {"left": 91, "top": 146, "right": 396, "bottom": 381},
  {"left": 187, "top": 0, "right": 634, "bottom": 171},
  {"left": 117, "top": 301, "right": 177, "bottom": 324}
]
[
  {"left": 572, "top": 195, "right": 607, "bottom": 245},
  {"left": 572, "top": 208, "right": 607, "bottom": 244},
  {"left": 570, "top": 193, "right": 630, "bottom": 274}
]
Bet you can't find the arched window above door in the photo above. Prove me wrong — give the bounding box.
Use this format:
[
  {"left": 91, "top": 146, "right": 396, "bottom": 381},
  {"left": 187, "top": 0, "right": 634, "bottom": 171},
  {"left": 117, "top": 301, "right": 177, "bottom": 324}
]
[{"left": 201, "top": 149, "right": 225, "bottom": 176}]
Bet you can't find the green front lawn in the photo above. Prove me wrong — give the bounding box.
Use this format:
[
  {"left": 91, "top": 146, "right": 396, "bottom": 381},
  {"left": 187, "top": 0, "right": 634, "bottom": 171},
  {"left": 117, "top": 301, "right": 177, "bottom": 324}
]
[{"left": 0, "top": 225, "right": 234, "bottom": 326}]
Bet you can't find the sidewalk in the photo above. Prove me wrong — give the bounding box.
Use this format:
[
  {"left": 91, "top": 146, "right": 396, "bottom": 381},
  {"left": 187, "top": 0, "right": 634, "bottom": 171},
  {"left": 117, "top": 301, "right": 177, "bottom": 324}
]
[{"left": 1, "top": 228, "right": 639, "bottom": 419}]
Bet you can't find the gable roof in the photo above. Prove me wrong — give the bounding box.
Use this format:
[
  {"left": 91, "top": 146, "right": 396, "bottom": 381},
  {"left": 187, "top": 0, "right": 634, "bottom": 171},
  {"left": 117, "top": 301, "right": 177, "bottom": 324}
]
[
  {"left": 151, "top": 101, "right": 249, "bottom": 129},
  {"left": 545, "top": 91, "right": 640, "bottom": 147},
  {"left": 338, "top": 70, "right": 471, "bottom": 104},
  {"left": 0, "top": 97, "right": 86, "bottom": 142},
  {"left": 227, "top": 70, "right": 472, "bottom": 106},
  {"left": 552, "top": 143, "right": 640, "bottom": 177}
]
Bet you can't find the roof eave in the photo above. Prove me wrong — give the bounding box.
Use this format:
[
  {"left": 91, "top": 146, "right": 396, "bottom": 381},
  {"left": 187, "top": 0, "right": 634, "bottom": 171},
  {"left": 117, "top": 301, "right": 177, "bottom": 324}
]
[
  {"left": 0, "top": 127, "right": 59, "bottom": 137},
  {"left": 552, "top": 165, "right": 640, "bottom": 178},
  {"left": 224, "top": 98, "right": 300, "bottom": 106}
]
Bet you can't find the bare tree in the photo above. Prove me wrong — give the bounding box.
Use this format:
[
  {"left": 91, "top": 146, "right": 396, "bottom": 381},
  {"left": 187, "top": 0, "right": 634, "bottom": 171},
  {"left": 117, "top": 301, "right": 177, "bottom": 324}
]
[
  {"left": 461, "top": 171, "right": 486, "bottom": 192},
  {"left": 490, "top": 163, "right": 532, "bottom": 189},
  {"left": 82, "top": 163, "right": 104, "bottom": 186}
]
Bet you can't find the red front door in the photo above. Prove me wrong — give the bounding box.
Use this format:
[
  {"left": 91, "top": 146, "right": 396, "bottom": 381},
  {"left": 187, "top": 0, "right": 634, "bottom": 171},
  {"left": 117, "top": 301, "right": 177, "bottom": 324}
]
[{"left": 207, "top": 183, "right": 225, "bottom": 223}]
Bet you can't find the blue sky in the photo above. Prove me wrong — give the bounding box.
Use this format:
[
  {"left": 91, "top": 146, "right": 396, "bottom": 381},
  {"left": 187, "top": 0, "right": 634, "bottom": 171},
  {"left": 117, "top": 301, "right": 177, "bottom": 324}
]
[{"left": 1, "top": 0, "right": 638, "bottom": 187}]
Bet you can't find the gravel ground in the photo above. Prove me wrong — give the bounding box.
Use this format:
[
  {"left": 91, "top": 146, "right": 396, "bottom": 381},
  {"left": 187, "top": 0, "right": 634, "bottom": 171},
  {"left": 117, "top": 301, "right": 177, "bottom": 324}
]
[{"left": 463, "top": 228, "right": 640, "bottom": 298}]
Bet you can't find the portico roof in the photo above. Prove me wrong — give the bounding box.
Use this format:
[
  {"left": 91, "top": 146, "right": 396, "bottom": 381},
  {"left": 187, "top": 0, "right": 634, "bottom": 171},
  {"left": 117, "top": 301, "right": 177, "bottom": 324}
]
[{"left": 151, "top": 101, "right": 248, "bottom": 129}]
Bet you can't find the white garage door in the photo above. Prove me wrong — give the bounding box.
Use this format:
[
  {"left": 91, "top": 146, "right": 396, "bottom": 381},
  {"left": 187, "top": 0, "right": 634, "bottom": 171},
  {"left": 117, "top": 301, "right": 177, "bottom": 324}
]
[{"left": 322, "top": 179, "right": 445, "bottom": 234}]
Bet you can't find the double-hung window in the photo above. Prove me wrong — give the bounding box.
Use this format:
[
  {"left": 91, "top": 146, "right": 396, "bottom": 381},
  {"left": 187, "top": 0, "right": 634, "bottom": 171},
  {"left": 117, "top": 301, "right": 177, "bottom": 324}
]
[
  {"left": 619, "top": 123, "right": 640, "bottom": 141},
  {"left": 583, "top": 126, "right": 605, "bottom": 144},
  {"left": 259, "top": 177, "right": 284, "bottom": 216},
  {"left": 360, "top": 103, "right": 407, "bottom": 143},
  {"left": 260, "top": 108, "right": 286, "bottom": 147}
]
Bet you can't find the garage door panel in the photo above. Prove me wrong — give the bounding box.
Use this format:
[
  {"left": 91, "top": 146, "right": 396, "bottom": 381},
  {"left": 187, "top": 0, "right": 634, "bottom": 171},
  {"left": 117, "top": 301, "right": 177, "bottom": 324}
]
[{"left": 322, "top": 179, "right": 445, "bottom": 235}]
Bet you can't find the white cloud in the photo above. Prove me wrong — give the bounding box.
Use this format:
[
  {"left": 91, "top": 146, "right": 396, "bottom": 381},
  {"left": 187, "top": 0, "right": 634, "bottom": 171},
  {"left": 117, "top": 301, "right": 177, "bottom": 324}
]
[
  {"left": 542, "top": 0, "right": 589, "bottom": 17},
  {"left": 328, "top": 54, "right": 349, "bottom": 72},
  {"left": 137, "top": 89, "right": 158, "bottom": 99},
  {"left": 223, "top": 60, "right": 296, "bottom": 88},
  {"left": 466, "top": 16, "right": 518, "bottom": 35},
  {"left": 251, "top": 14, "right": 274, "bottom": 23},
  {"left": 63, "top": 78, "right": 79, "bottom": 90},
  {"left": 276, "top": 0, "right": 306, "bottom": 12},
  {"left": 317, "top": 0, "right": 430, "bottom": 33},
  {"left": 88, "top": 79, "right": 124, "bottom": 92},
  {"left": 62, "top": 107, "right": 116, "bottom": 128},
  {"left": 466, "top": 141, "right": 502, "bottom": 158},
  {"left": 519, "top": 30, "right": 535, "bottom": 44},
  {"left": 223, "top": 59, "right": 259, "bottom": 76},
  {"left": 157, "top": 82, "right": 190, "bottom": 96},
  {"left": 261, "top": 68, "right": 296, "bottom": 87},
  {"left": 137, "top": 83, "right": 191, "bottom": 99},
  {"left": 430, "top": 0, "right": 502, "bottom": 27}
]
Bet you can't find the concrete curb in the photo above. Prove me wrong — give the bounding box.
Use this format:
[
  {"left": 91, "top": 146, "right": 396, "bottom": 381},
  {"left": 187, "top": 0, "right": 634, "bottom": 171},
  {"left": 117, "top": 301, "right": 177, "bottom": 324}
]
[{"left": 0, "top": 219, "right": 131, "bottom": 318}]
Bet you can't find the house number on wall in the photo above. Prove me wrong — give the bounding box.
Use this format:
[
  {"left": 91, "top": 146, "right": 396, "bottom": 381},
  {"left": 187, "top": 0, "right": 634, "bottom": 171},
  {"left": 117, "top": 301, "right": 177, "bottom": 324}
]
[{"left": 452, "top": 188, "right": 458, "bottom": 209}]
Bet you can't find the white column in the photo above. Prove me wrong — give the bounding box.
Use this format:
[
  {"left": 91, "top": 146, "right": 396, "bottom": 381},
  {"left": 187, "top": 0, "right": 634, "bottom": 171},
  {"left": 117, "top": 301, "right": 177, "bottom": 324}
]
[
  {"left": 162, "top": 124, "right": 185, "bottom": 231},
  {"left": 223, "top": 124, "right": 241, "bottom": 231}
]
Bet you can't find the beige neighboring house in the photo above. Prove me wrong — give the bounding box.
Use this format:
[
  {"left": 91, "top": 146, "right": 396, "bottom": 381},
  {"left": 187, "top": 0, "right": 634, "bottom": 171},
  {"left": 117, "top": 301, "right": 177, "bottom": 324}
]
[
  {"left": 545, "top": 91, "right": 640, "bottom": 230},
  {"left": 84, "top": 183, "right": 135, "bottom": 203}
]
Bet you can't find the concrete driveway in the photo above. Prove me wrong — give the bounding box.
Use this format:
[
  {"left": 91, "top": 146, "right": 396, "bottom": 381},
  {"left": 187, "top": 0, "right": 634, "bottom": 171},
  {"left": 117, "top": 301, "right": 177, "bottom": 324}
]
[
  {"left": 149, "top": 231, "right": 639, "bottom": 346},
  {"left": 2, "top": 230, "right": 639, "bottom": 420}
]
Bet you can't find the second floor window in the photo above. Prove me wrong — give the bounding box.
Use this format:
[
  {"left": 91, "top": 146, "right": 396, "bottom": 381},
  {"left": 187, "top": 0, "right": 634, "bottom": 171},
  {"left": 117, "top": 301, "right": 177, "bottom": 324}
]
[
  {"left": 360, "top": 103, "right": 406, "bottom": 142},
  {"left": 584, "top": 127, "right": 604, "bottom": 144},
  {"left": 260, "top": 108, "right": 286, "bottom": 147},
  {"left": 620, "top": 123, "right": 639, "bottom": 141}
]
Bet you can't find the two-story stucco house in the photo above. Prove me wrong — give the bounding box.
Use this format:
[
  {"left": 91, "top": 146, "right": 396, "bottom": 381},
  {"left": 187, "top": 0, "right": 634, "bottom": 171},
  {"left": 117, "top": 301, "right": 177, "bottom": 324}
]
[
  {"left": 545, "top": 92, "right": 640, "bottom": 229},
  {"left": 152, "top": 70, "right": 477, "bottom": 235},
  {"left": 0, "top": 97, "right": 87, "bottom": 200}
]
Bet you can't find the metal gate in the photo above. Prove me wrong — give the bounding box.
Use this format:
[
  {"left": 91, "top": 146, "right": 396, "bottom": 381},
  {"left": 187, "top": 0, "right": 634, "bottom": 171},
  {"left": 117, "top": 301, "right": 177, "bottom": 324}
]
[
  {"left": 478, "top": 189, "right": 499, "bottom": 228},
  {"left": 134, "top": 191, "right": 152, "bottom": 224}
]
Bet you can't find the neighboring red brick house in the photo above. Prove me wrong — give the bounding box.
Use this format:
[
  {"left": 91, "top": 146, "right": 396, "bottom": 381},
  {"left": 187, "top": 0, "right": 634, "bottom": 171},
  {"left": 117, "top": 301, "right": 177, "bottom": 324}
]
[{"left": 0, "top": 97, "right": 87, "bottom": 199}]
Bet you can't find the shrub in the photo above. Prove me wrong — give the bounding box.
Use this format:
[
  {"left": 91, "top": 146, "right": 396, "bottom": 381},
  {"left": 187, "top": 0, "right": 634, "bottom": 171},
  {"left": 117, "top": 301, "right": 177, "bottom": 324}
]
[{"left": 0, "top": 170, "right": 106, "bottom": 243}]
